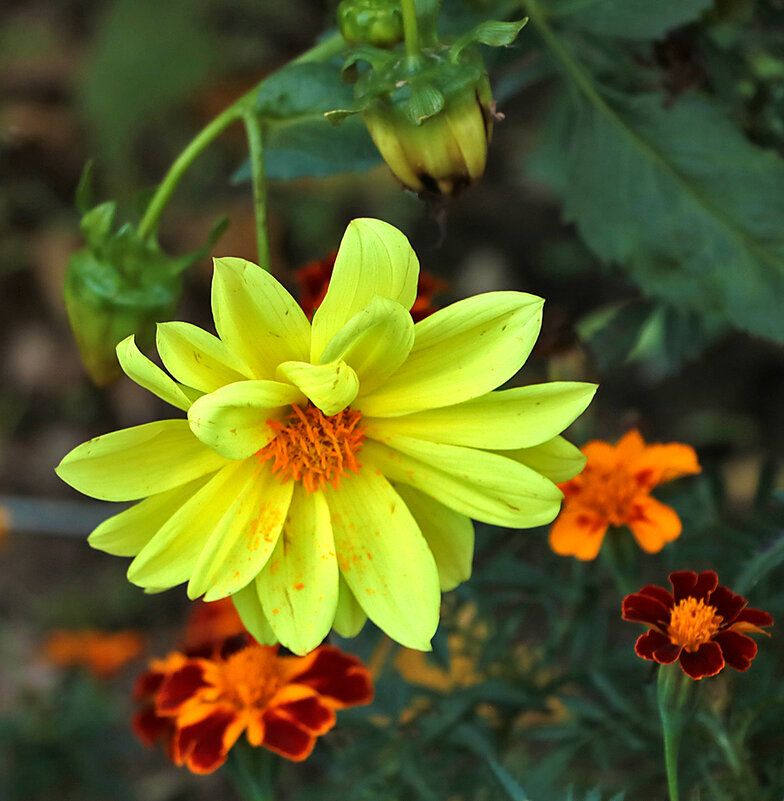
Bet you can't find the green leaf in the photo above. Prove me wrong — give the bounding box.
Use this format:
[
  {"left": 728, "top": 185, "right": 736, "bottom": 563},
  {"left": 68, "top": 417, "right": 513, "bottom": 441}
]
[
  {"left": 529, "top": 87, "right": 784, "bottom": 342},
  {"left": 542, "top": 0, "right": 712, "bottom": 39},
  {"left": 577, "top": 299, "right": 727, "bottom": 376},
  {"left": 75, "top": 160, "right": 95, "bottom": 215},
  {"left": 255, "top": 61, "right": 355, "bottom": 120},
  {"left": 233, "top": 116, "right": 382, "bottom": 181},
  {"left": 451, "top": 19, "right": 528, "bottom": 62}
]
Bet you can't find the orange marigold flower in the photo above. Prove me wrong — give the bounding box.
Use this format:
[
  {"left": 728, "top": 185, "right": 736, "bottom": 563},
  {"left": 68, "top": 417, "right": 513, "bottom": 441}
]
[
  {"left": 549, "top": 429, "right": 700, "bottom": 560},
  {"left": 622, "top": 570, "right": 773, "bottom": 679},
  {"left": 43, "top": 629, "right": 145, "bottom": 678},
  {"left": 295, "top": 251, "right": 446, "bottom": 322},
  {"left": 144, "top": 643, "right": 373, "bottom": 773}
]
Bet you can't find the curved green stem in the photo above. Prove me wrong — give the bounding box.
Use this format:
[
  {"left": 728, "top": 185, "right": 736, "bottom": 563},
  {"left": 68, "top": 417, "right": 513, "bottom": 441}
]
[
  {"left": 400, "top": 0, "right": 422, "bottom": 69},
  {"left": 136, "top": 33, "right": 345, "bottom": 241},
  {"left": 242, "top": 112, "right": 270, "bottom": 269},
  {"left": 657, "top": 664, "right": 692, "bottom": 801},
  {"left": 227, "top": 746, "right": 276, "bottom": 801}
]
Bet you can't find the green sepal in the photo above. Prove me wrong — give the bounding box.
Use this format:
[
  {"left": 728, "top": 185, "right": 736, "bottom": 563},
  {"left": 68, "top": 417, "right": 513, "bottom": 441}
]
[{"left": 449, "top": 18, "right": 528, "bottom": 62}]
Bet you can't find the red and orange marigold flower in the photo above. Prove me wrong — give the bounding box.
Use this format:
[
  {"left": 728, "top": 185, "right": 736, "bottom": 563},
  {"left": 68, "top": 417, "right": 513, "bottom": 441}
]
[
  {"left": 549, "top": 429, "right": 700, "bottom": 560},
  {"left": 135, "top": 642, "right": 373, "bottom": 773},
  {"left": 622, "top": 570, "right": 773, "bottom": 679}
]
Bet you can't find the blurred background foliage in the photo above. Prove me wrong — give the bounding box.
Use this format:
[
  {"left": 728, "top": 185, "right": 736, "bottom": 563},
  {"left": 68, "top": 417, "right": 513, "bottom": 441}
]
[{"left": 1, "top": 0, "right": 784, "bottom": 799}]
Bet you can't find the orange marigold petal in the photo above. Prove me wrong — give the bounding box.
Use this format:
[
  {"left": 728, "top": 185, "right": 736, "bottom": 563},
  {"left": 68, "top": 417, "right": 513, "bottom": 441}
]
[
  {"left": 631, "top": 442, "right": 701, "bottom": 489},
  {"left": 175, "top": 709, "right": 242, "bottom": 774},
  {"left": 614, "top": 429, "right": 647, "bottom": 462},
  {"left": 626, "top": 496, "right": 682, "bottom": 553},
  {"left": 579, "top": 440, "right": 618, "bottom": 470},
  {"left": 277, "top": 696, "right": 336, "bottom": 735},
  {"left": 286, "top": 645, "right": 375, "bottom": 708},
  {"left": 548, "top": 507, "right": 608, "bottom": 561}
]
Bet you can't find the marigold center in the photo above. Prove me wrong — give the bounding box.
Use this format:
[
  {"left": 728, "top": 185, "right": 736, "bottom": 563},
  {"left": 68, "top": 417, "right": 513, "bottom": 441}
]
[
  {"left": 257, "top": 404, "right": 365, "bottom": 494},
  {"left": 216, "top": 645, "right": 283, "bottom": 711},
  {"left": 570, "top": 466, "right": 641, "bottom": 525},
  {"left": 667, "top": 597, "right": 723, "bottom": 652}
]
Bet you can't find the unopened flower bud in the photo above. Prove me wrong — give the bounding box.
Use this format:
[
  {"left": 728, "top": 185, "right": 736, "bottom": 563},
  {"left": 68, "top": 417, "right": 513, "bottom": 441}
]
[
  {"left": 362, "top": 74, "right": 494, "bottom": 197},
  {"left": 338, "top": 0, "right": 404, "bottom": 49}
]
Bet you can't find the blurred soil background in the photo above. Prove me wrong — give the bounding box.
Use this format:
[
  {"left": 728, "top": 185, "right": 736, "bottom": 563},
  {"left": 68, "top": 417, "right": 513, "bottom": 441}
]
[{"left": 1, "top": 0, "right": 783, "bottom": 799}]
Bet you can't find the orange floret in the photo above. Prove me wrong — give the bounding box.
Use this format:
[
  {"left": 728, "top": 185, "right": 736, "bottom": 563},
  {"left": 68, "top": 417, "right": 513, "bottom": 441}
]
[{"left": 43, "top": 629, "right": 145, "bottom": 678}]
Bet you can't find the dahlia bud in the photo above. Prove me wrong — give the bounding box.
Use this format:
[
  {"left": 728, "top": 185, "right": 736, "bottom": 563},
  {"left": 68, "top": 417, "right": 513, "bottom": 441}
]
[
  {"left": 338, "top": 0, "right": 404, "bottom": 49},
  {"left": 362, "top": 73, "right": 494, "bottom": 196},
  {"left": 64, "top": 199, "right": 225, "bottom": 385}
]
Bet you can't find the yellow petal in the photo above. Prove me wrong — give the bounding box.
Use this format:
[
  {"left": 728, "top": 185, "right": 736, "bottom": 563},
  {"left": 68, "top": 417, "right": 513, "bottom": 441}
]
[
  {"left": 366, "top": 382, "right": 596, "bottom": 449},
  {"left": 319, "top": 297, "right": 415, "bottom": 396},
  {"left": 231, "top": 582, "right": 278, "bottom": 645},
  {"left": 276, "top": 359, "right": 359, "bottom": 415},
  {"left": 332, "top": 573, "right": 367, "bottom": 638},
  {"left": 395, "top": 484, "right": 474, "bottom": 592},
  {"left": 156, "top": 321, "right": 250, "bottom": 393},
  {"left": 211, "top": 257, "right": 310, "bottom": 379},
  {"left": 358, "top": 292, "right": 543, "bottom": 417},
  {"left": 325, "top": 469, "right": 440, "bottom": 651},
  {"left": 187, "top": 380, "right": 305, "bottom": 460},
  {"left": 310, "top": 219, "right": 419, "bottom": 362},
  {"left": 500, "top": 436, "right": 587, "bottom": 484},
  {"left": 257, "top": 487, "right": 338, "bottom": 655},
  {"left": 126, "top": 460, "right": 248, "bottom": 589},
  {"left": 188, "top": 463, "right": 293, "bottom": 601},
  {"left": 55, "top": 420, "right": 227, "bottom": 502},
  {"left": 116, "top": 335, "right": 199, "bottom": 411},
  {"left": 88, "top": 476, "right": 211, "bottom": 556},
  {"left": 363, "top": 436, "right": 562, "bottom": 528}
]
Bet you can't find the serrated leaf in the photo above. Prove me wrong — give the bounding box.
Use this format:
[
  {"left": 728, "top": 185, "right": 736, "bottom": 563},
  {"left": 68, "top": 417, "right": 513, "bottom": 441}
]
[
  {"left": 232, "top": 115, "right": 382, "bottom": 181},
  {"left": 528, "top": 87, "right": 784, "bottom": 342},
  {"left": 541, "top": 0, "right": 712, "bottom": 39},
  {"left": 406, "top": 83, "right": 445, "bottom": 124},
  {"left": 256, "top": 61, "right": 355, "bottom": 120}
]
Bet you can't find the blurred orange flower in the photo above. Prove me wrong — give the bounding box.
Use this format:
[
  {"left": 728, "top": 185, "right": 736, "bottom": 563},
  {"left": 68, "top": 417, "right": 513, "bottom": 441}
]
[
  {"left": 183, "top": 597, "right": 247, "bottom": 657},
  {"left": 138, "top": 643, "right": 373, "bottom": 773},
  {"left": 295, "top": 250, "right": 446, "bottom": 322},
  {"left": 43, "top": 629, "right": 145, "bottom": 678},
  {"left": 549, "top": 429, "right": 700, "bottom": 560}
]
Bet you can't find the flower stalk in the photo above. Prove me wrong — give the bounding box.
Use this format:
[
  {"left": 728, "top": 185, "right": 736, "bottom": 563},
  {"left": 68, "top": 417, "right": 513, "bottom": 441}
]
[
  {"left": 227, "top": 745, "right": 277, "bottom": 801},
  {"left": 400, "top": 0, "right": 422, "bottom": 70},
  {"left": 136, "top": 33, "right": 345, "bottom": 242},
  {"left": 242, "top": 111, "right": 271, "bottom": 269},
  {"left": 657, "top": 662, "right": 692, "bottom": 801}
]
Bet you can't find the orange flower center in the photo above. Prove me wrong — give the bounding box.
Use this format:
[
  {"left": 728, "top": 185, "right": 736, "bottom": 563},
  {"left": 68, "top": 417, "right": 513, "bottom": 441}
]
[
  {"left": 667, "top": 598, "right": 723, "bottom": 652},
  {"left": 257, "top": 404, "right": 365, "bottom": 494},
  {"left": 214, "top": 646, "right": 283, "bottom": 711},
  {"left": 568, "top": 467, "right": 641, "bottom": 525}
]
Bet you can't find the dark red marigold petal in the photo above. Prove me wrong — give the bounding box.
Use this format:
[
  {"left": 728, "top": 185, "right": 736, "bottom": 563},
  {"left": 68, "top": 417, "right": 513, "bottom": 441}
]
[
  {"left": 261, "top": 710, "right": 316, "bottom": 761},
  {"left": 133, "top": 669, "right": 165, "bottom": 702},
  {"left": 715, "top": 630, "right": 758, "bottom": 672},
  {"left": 622, "top": 593, "right": 671, "bottom": 626},
  {"left": 638, "top": 585, "right": 674, "bottom": 609},
  {"left": 157, "top": 663, "right": 209, "bottom": 713},
  {"left": 678, "top": 641, "right": 725, "bottom": 679},
  {"left": 707, "top": 585, "right": 747, "bottom": 624},
  {"left": 734, "top": 607, "right": 774, "bottom": 628},
  {"left": 692, "top": 571, "right": 720, "bottom": 600},
  {"left": 175, "top": 710, "right": 236, "bottom": 774},
  {"left": 131, "top": 707, "right": 174, "bottom": 747},
  {"left": 635, "top": 630, "right": 681, "bottom": 664},
  {"left": 669, "top": 570, "right": 698, "bottom": 601},
  {"left": 277, "top": 696, "right": 336, "bottom": 735},
  {"left": 289, "top": 646, "right": 374, "bottom": 707}
]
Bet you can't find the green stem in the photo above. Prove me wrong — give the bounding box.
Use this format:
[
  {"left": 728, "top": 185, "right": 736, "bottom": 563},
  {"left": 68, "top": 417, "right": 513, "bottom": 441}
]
[
  {"left": 242, "top": 112, "right": 270, "bottom": 269},
  {"left": 136, "top": 33, "right": 344, "bottom": 241},
  {"left": 400, "top": 0, "right": 422, "bottom": 69},
  {"left": 657, "top": 664, "right": 690, "bottom": 801},
  {"left": 599, "top": 529, "right": 634, "bottom": 597},
  {"left": 227, "top": 746, "right": 276, "bottom": 801}
]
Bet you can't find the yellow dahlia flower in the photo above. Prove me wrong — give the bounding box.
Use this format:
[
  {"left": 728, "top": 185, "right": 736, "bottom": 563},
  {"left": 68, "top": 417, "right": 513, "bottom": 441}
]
[{"left": 56, "top": 219, "right": 595, "bottom": 654}]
